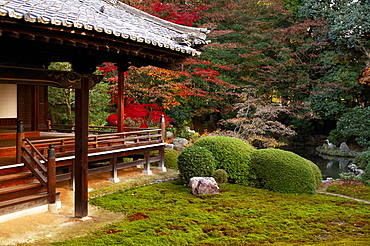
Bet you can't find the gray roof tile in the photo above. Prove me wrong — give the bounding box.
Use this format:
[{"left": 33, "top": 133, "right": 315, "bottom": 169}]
[{"left": 0, "top": 0, "right": 210, "bottom": 56}]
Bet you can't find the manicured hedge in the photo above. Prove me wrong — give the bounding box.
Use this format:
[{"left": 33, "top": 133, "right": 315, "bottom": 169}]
[
  {"left": 251, "top": 149, "right": 319, "bottom": 194},
  {"left": 194, "top": 136, "right": 254, "bottom": 185},
  {"left": 307, "top": 160, "right": 322, "bottom": 189},
  {"left": 212, "top": 169, "right": 228, "bottom": 184},
  {"left": 164, "top": 148, "right": 179, "bottom": 169},
  {"left": 178, "top": 145, "right": 216, "bottom": 182}
]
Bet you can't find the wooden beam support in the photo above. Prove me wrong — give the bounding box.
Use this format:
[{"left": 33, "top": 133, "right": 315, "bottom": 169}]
[
  {"left": 32, "top": 85, "right": 39, "bottom": 131},
  {"left": 117, "top": 70, "right": 125, "bottom": 133},
  {"left": 74, "top": 75, "right": 90, "bottom": 218},
  {"left": 117, "top": 64, "right": 130, "bottom": 133},
  {"left": 0, "top": 66, "right": 103, "bottom": 89}
]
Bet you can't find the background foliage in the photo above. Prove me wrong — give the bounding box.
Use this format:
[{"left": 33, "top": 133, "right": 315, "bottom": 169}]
[{"left": 48, "top": 0, "right": 370, "bottom": 148}]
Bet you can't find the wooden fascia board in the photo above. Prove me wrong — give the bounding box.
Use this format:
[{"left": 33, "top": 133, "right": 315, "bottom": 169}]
[{"left": 0, "top": 18, "right": 191, "bottom": 68}]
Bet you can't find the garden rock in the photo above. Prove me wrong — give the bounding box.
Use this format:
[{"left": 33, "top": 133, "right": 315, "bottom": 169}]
[
  {"left": 166, "top": 131, "right": 174, "bottom": 139},
  {"left": 189, "top": 177, "right": 219, "bottom": 195},
  {"left": 172, "top": 138, "right": 189, "bottom": 151},
  {"left": 339, "top": 142, "right": 350, "bottom": 152}
]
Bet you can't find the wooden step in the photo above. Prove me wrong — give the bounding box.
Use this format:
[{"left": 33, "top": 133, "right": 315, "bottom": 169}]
[
  {"left": 0, "top": 193, "right": 50, "bottom": 216},
  {"left": 0, "top": 163, "right": 27, "bottom": 175},
  {"left": 0, "top": 192, "right": 48, "bottom": 209},
  {"left": 0, "top": 182, "right": 46, "bottom": 202},
  {"left": 0, "top": 172, "right": 34, "bottom": 188}
]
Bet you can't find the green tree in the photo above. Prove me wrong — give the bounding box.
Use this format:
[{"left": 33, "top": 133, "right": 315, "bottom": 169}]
[
  {"left": 337, "top": 107, "right": 370, "bottom": 150},
  {"left": 48, "top": 62, "right": 110, "bottom": 126},
  {"left": 299, "top": 0, "right": 370, "bottom": 52},
  {"left": 48, "top": 62, "right": 75, "bottom": 125}
]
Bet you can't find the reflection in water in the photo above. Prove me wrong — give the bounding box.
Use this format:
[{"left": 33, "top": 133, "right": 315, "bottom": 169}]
[{"left": 284, "top": 146, "right": 353, "bottom": 180}]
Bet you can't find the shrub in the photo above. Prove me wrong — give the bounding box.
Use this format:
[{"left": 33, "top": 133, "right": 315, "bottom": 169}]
[
  {"left": 194, "top": 136, "right": 255, "bottom": 185},
  {"left": 212, "top": 169, "right": 228, "bottom": 184},
  {"left": 361, "top": 163, "right": 370, "bottom": 186},
  {"left": 353, "top": 151, "right": 370, "bottom": 169},
  {"left": 251, "top": 149, "right": 318, "bottom": 194},
  {"left": 340, "top": 172, "right": 362, "bottom": 182},
  {"left": 178, "top": 145, "right": 216, "bottom": 183},
  {"left": 337, "top": 106, "right": 370, "bottom": 150},
  {"left": 327, "top": 129, "right": 347, "bottom": 146},
  {"left": 164, "top": 149, "right": 179, "bottom": 169},
  {"left": 307, "top": 160, "right": 322, "bottom": 189}
]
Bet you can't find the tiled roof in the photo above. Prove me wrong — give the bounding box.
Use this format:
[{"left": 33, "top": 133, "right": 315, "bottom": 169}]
[{"left": 0, "top": 0, "right": 210, "bottom": 56}]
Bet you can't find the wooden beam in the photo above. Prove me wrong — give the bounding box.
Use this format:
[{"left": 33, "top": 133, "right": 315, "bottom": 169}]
[
  {"left": 32, "top": 85, "right": 39, "bottom": 131},
  {"left": 74, "top": 75, "right": 90, "bottom": 218},
  {"left": 0, "top": 65, "right": 102, "bottom": 89},
  {"left": 117, "top": 70, "right": 125, "bottom": 133}
]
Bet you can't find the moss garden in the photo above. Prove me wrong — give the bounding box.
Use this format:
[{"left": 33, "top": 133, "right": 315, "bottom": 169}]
[
  {"left": 54, "top": 181, "right": 370, "bottom": 245},
  {"left": 53, "top": 136, "right": 370, "bottom": 245}
]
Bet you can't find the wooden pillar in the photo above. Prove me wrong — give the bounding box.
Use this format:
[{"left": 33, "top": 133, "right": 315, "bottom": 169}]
[
  {"left": 74, "top": 75, "right": 90, "bottom": 218},
  {"left": 47, "top": 145, "right": 56, "bottom": 204},
  {"left": 16, "top": 120, "right": 25, "bottom": 164},
  {"left": 160, "top": 115, "right": 166, "bottom": 143},
  {"left": 117, "top": 70, "right": 125, "bottom": 133},
  {"left": 32, "top": 85, "right": 39, "bottom": 131},
  {"left": 110, "top": 155, "right": 120, "bottom": 183},
  {"left": 142, "top": 151, "right": 152, "bottom": 175}
]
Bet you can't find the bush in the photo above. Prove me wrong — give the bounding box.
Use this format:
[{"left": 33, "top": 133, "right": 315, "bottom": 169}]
[
  {"left": 178, "top": 145, "right": 216, "bottom": 183},
  {"left": 361, "top": 163, "right": 370, "bottom": 186},
  {"left": 307, "top": 160, "right": 322, "bottom": 189},
  {"left": 251, "top": 149, "right": 318, "bottom": 194},
  {"left": 328, "top": 129, "right": 347, "bottom": 146},
  {"left": 353, "top": 151, "right": 370, "bottom": 169},
  {"left": 194, "top": 136, "right": 255, "bottom": 185},
  {"left": 212, "top": 169, "right": 228, "bottom": 184},
  {"left": 340, "top": 172, "right": 362, "bottom": 182},
  {"left": 164, "top": 149, "right": 179, "bottom": 169},
  {"left": 337, "top": 106, "right": 370, "bottom": 150}
]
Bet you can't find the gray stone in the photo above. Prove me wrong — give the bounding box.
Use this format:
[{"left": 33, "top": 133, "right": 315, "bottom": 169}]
[
  {"left": 172, "top": 138, "right": 189, "bottom": 151},
  {"left": 189, "top": 177, "right": 220, "bottom": 195},
  {"left": 166, "top": 131, "right": 174, "bottom": 139},
  {"left": 339, "top": 142, "right": 350, "bottom": 152}
]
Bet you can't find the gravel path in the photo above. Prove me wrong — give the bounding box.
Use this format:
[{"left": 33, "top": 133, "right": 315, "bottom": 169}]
[{"left": 317, "top": 190, "right": 370, "bottom": 204}]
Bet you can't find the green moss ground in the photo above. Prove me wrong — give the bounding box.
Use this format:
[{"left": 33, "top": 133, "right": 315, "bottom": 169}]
[
  {"left": 54, "top": 181, "right": 370, "bottom": 245},
  {"left": 326, "top": 181, "right": 370, "bottom": 201}
]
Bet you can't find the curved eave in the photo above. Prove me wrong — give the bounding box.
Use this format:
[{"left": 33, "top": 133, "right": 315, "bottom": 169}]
[{"left": 0, "top": 0, "right": 211, "bottom": 57}]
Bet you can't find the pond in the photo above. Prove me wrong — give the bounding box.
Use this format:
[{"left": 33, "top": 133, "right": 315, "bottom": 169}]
[{"left": 284, "top": 146, "right": 353, "bottom": 180}]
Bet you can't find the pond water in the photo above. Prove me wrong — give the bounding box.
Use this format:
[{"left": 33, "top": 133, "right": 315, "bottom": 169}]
[{"left": 284, "top": 146, "right": 353, "bottom": 180}]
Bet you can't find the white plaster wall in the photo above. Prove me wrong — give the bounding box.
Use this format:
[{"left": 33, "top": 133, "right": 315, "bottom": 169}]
[{"left": 0, "top": 84, "right": 17, "bottom": 118}]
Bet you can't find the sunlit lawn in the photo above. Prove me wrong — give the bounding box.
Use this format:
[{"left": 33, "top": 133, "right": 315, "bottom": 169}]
[{"left": 54, "top": 180, "right": 370, "bottom": 245}]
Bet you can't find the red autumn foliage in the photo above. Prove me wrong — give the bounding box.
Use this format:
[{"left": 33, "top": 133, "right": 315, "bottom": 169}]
[
  {"left": 133, "top": 1, "right": 211, "bottom": 27},
  {"left": 106, "top": 98, "right": 173, "bottom": 128}
]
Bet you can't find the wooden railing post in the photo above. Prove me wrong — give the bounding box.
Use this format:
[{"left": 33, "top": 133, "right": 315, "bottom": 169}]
[
  {"left": 158, "top": 115, "right": 167, "bottom": 172},
  {"left": 47, "top": 145, "right": 56, "bottom": 204},
  {"left": 160, "top": 115, "right": 165, "bottom": 143},
  {"left": 47, "top": 120, "right": 52, "bottom": 132},
  {"left": 16, "top": 120, "right": 25, "bottom": 163}
]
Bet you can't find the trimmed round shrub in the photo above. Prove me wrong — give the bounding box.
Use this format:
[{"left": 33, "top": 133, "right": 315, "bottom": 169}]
[
  {"left": 212, "top": 169, "right": 228, "bottom": 184},
  {"left": 307, "top": 160, "right": 322, "bottom": 189},
  {"left": 251, "top": 149, "right": 318, "bottom": 194},
  {"left": 194, "top": 136, "right": 255, "bottom": 185},
  {"left": 178, "top": 145, "right": 216, "bottom": 183},
  {"left": 164, "top": 149, "right": 179, "bottom": 169}
]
